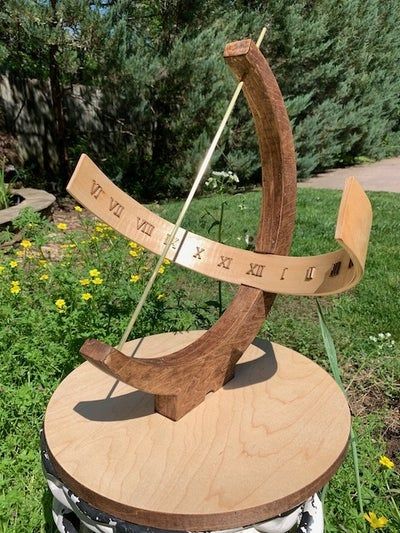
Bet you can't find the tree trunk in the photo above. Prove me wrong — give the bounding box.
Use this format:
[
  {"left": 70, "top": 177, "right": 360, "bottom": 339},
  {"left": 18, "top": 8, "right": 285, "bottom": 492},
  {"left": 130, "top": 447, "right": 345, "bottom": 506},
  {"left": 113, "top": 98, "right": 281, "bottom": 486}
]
[{"left": 49, "top": 0, "right": 69, "bottom": 190}]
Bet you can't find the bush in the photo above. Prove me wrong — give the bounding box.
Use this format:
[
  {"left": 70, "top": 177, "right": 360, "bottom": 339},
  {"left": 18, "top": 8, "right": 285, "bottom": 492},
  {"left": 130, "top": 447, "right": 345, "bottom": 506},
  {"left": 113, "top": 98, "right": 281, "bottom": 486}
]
[{"left": 1, "top": 1, "right": 400, "bottom": 194}]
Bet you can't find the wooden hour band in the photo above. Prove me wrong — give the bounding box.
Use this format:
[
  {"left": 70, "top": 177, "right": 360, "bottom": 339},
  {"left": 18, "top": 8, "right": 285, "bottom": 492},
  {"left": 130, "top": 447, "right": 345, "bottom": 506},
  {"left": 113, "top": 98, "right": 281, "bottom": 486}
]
[{"left": 69, "top": 155, "right": 371, "bottom": 297}]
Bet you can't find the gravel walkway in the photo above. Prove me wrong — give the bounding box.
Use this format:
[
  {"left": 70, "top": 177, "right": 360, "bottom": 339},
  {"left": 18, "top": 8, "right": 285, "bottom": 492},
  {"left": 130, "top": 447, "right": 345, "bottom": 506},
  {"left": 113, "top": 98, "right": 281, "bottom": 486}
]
[{"left": 298, "top": 156, "right": 400, "bottom": 193}]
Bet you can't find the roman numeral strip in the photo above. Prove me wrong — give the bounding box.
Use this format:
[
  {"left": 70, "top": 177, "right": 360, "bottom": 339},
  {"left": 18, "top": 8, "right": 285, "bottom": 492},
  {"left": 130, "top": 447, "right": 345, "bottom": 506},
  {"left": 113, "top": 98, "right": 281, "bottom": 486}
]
[{"left": 67, "top": 155, "right": 372, "bottom": 297}]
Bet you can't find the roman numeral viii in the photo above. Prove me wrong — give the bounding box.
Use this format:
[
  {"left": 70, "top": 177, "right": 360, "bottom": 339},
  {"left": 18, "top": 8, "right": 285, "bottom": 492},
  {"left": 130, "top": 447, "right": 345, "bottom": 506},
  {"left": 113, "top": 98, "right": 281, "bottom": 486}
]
[{"left": 137, "top": 217, "right": 155, "bottom": 236}]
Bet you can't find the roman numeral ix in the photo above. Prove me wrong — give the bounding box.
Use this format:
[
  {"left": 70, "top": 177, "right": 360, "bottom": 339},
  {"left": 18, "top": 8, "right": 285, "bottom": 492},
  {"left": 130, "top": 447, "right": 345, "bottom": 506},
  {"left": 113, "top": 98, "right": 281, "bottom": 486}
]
[{"left": 164, "top": 234, "right": 180, "bottom": 250}]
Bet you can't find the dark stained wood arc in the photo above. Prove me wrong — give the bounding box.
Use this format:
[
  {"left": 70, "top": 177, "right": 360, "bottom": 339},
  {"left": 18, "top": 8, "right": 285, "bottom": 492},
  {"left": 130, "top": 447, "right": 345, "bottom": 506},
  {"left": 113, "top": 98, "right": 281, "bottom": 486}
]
[{"left": 80, "top": 39, "right": 297, "bottom": 420}]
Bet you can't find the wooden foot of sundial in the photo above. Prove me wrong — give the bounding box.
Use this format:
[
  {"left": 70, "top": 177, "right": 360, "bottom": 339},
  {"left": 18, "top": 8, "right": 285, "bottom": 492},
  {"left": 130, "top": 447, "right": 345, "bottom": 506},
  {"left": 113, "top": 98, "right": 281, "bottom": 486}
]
[{"left": 43, "top": 34, "right": 372, "bottom": 532}]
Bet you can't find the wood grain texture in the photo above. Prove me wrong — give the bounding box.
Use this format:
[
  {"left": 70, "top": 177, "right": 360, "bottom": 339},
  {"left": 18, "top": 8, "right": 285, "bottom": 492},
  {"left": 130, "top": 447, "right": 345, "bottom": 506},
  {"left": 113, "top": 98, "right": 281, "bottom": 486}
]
[
  {"left": 44, "top": 331, "right": 351, "bottom": 531},
  {"left": 70, "top": 39, "right": 297, "bottom": 420}
]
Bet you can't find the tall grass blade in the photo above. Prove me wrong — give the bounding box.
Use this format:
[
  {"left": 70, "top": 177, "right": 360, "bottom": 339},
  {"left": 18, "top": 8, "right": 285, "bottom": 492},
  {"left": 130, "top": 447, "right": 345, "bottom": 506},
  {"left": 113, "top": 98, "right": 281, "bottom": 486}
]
[{"left": 316, "top": 299, "right": 365, "bottom": 529}]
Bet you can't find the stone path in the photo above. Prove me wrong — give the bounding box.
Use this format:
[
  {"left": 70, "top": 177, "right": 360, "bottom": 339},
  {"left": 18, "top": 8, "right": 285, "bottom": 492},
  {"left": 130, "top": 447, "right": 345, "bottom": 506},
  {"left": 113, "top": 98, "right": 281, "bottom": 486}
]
[
  {"left": 0, "top": 187, "right": 55, "bottom": 225},
  {"left": 298, "top": 156, "right": 400, "bottom": 193}
]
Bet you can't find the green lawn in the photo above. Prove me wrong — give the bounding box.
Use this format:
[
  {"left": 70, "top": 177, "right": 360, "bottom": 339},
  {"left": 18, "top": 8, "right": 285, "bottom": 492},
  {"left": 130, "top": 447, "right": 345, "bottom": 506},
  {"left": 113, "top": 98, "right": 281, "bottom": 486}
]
[{"left": 0, "top": 187, "right": 399, "bottom": 532}]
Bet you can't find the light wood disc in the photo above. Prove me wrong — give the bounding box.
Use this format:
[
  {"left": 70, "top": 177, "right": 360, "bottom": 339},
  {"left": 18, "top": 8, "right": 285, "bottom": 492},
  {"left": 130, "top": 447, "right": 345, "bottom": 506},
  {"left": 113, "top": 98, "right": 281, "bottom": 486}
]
[{"left": 44, "top": 331, "right": 350, "bottom": 531}]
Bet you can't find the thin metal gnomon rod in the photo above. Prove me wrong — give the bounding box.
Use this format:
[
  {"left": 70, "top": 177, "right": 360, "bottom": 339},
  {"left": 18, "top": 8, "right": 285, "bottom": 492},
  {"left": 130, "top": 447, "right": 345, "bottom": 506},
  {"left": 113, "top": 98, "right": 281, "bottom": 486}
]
[{"left": 117, "top": 27, "right": 267, "bottom": 354}]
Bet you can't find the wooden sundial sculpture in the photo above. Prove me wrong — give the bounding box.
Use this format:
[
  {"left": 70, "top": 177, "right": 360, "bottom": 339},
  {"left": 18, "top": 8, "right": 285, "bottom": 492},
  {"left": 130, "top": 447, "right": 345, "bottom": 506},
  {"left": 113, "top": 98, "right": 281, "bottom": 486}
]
[{"left": 43, "top": 31, "right": 372, "bottom": 533}]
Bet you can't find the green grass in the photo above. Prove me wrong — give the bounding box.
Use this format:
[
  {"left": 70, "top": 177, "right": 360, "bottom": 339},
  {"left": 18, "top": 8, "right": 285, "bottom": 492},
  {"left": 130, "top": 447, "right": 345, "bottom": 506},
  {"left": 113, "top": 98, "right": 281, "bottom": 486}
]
[{"left": 0, "top": 187, "right": 399, "bottom": 531}]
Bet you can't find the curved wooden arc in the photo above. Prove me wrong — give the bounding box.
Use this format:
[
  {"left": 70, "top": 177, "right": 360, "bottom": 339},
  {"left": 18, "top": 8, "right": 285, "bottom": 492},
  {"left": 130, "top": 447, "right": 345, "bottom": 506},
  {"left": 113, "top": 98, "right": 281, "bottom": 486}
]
[
  {"left": 69, "top": 156, "right": 371, "bottom": 296},
  {"left": 68, "top": 39, "right": 298, "bottom": 420}
]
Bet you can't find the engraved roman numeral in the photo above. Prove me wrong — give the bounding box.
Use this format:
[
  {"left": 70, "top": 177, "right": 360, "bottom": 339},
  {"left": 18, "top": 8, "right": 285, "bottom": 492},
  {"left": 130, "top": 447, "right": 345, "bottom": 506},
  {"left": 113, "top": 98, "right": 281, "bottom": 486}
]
[
  {"left": 330, "top": 261, "right": 341, "bottom": 277},
  {"left": 91, "top": 180, "right": 104, "bottom": 199},
  {"left": 280, "top": 267, "right": 288, "bottom": 280},
  {"left": 305, "top": 267, "right": 316, "bottom": 281},
  {"left": 109, "top": 198, "right": 124, "bottom": 218},
  {"left": 136, "top": 217, "right": 155, "bottom": 236},
  {"left": 193, "top": 247, "right": 205, "bottom": 260},
  {"left": 217, "top": 256, "right": 232, "bottom": 269},
  {"left": 246, "top": 263, "right": 265, "bottom": 277},
  {"left": 163, "top": 234, "right": 180, "bottom": 249}
]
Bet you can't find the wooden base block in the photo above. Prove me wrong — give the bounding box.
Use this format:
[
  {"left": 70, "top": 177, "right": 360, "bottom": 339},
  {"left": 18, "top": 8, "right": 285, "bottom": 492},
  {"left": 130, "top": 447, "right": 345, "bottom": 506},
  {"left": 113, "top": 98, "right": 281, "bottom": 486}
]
[{"left": 44, "top": 331, "right": 350, "bottom": 531}]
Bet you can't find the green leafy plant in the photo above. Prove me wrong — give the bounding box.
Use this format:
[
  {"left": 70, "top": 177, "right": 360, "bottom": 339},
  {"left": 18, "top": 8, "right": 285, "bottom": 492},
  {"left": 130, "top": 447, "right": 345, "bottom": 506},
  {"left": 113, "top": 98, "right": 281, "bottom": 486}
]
[
  {"left": 317, "top": 300, "right": 365, "bottom": 530},
  {"left": 0, "top": 159, "right": 14, "bottom": 210}
]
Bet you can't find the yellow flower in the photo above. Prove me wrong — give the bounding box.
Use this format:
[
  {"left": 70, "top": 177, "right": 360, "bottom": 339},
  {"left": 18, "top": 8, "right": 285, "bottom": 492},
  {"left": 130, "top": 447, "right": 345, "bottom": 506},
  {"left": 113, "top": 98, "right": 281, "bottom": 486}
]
[
  {"left": 157, "top": 293, "right": 165, "bottom": 300},
  {"left": 129, "top": 241, "right": 138, "bottom": 248},
  {"left": 95, "top": 225, "right": 104, "bottom": 233},
  {"left": 10, "top": 284, "right": 21, "bottom": 294},
  {"left": 130, "top": 274, "right": 140, "bottom": 283},
  {"left": 56, "top": 222, "right": 68, "bottom": 231},
  {"left": 20, "top": 239, "right": 32, "bottom": 249},
  {"left": 163, "top": 258, "right": 171, "bottom": 265},
  {"left": 79, "top": 278, "right": 90, "bottom": 286},
  {"left": 39, "top": 274, "right": 49, "bottom": 281},
  {"left": 158, "top": 265, "right": 165, "bottom": 274},
  {"left": 74, "top": 205, "right": 83, "bottom": 212},
  {"left": 379, "top": 455, "right": 395, "bottom": 469},
  {"left": 11, "top": 280, "right": 20, "bottom": 287},
  {"left": 89, "top": 268, "right": 101, "bottom": 277},
  {"left": 82, "top": 292, "right": 92, "bottom": 301},
  {"left": 55, "top": 298, "right": 66, "bottom": 310},
  {"left": 129, "top": 250, "right": 138, "bottom": 257},
  {"left": 9, "top": 260, "right": 18, "bottom": 268},
  {"left": 92, "top": 277, "right": 103, "bottom": 285},
  {"left": 363, "top": 512, "right": 388, "bottom": 528},
  {"left": 39, "top": 259, "right": 48, "bottom": 267}
]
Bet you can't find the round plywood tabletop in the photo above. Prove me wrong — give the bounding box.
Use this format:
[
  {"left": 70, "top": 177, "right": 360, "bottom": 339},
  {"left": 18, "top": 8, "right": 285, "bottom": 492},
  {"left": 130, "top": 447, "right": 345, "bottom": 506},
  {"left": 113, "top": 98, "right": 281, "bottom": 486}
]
[{"left": 44, "top": 331, "right": 350, "bottom": 531}]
